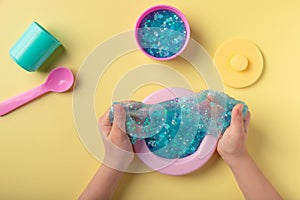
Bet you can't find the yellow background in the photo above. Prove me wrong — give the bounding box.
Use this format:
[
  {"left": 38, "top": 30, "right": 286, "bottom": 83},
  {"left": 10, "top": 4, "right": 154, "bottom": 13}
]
[{"left": 1, "top": 0, "right": 299, "bottom": 199}]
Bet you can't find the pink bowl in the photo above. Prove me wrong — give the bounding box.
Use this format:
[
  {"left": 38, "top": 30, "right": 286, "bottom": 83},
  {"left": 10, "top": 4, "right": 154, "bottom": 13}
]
[
  {"left": 135, "top": 5, "right": 190, "bottom": 61},
  {"left": 134, "top": 88, "right": 218, "bottom": 176}
]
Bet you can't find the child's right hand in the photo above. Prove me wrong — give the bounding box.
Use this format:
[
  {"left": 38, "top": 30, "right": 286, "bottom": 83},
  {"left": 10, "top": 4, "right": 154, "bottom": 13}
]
[
  {"left": 217, "top": 104, "right": 251, "bottom": 168},
  {"left": 98, "top": 104, "right": 134, "bottom": 170}
]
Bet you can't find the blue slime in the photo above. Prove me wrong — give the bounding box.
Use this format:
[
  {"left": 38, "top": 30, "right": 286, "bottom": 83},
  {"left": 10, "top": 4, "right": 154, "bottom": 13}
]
[
  {"left": 137, "top": 9, "right": 187, "bottom": 59},
  {"left": 109, "top": 90, "right": 248, "bottom": 159}
]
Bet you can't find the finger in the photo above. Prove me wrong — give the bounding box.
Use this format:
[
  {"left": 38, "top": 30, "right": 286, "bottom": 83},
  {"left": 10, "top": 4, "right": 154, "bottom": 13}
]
[
  {"left": 243, "top": 111, "right": 251, "bottom": 133},
  {"left": 111, "top": 104, "right": 127, "bottom": 135},
  {"left": 230, "top": 104, "right": 244, "bottom": 133},
  {"left": 98, "top": 108, "right": 112, "bottom": 137},
  {"left": 207, "top": 92, "right": 219, "bottom": 103},
  {"left": 207, "top": 94, "right": 213, "bottom": 102}
]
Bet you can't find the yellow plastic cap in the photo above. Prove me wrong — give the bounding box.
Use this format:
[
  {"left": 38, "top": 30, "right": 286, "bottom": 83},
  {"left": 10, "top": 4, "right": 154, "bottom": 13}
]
[{"left": 213, "top": 39, "right": 264, "bottom": 88}]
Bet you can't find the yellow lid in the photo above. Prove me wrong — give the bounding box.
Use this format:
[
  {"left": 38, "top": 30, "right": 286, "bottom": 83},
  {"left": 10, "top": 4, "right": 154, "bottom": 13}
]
[{"left": 213, "top": 39, "right": 264, "bottom": 88}]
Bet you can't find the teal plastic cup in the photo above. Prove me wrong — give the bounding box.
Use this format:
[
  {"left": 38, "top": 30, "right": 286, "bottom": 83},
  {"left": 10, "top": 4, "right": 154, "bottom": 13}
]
[{"left": 10, "top": 22, "right": 62, "bottom": 72}]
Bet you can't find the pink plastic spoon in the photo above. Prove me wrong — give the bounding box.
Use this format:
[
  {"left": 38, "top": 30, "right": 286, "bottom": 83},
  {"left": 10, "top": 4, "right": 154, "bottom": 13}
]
[{"left": 0, "top": 67, "right": 74, "bottom": 116}]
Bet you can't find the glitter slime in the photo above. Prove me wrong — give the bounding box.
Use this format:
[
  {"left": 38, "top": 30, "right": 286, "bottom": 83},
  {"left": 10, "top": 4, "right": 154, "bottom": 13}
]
[
  {"left": 135, "top": 5, "right": 190, "bottom": 60},
  {"left": 110, "top": 89, "right": 247, "bottom": 161},
  {"left": 110, "top": 89, "right": 248, "bottom": 175}
]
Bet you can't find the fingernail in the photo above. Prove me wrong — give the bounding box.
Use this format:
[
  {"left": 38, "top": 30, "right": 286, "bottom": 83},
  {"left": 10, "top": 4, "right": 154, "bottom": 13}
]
[
  {"left": 114, "top": 104, "right": 122, "bottom": 113},
  {"left": 239, "top": 105, "right": 244, "bottom": 115}
]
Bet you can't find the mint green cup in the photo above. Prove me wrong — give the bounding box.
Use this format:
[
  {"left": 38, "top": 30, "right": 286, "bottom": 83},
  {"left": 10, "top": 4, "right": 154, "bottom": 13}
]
[{"left": 10, "top": 22, "right": 62, "bottom": 72}]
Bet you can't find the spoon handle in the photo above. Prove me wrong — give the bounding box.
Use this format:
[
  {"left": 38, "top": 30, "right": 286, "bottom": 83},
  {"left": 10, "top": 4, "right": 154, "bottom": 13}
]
[{"left": 0, "top": 84, "right": 48, "bottom": 116}]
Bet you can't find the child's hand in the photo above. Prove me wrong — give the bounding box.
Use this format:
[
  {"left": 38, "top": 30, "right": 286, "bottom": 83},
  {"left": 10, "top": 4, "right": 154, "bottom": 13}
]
[
  {"left": 217, "top": 104, "right": 251, "bottom": 168},
  {"left": 98, "top": 104, "right": 134, "bottom": 170}
]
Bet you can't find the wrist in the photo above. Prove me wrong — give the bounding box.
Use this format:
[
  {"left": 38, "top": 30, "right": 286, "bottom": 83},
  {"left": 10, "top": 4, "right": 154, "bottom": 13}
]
[
  {"left": 103, "top": 157, "right": 133, "bottom": 171},
  {"left": 100, "top": 164, "right": 124, "bottom": 175},
  {"left": 223, "top": 151, "right": 251, "bottom": 169}
]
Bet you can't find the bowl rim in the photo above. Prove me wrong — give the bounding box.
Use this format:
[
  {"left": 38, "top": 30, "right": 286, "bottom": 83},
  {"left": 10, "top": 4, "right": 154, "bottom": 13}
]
[{"left": 135, "top": 4, "right": 190, "bottom": 61}]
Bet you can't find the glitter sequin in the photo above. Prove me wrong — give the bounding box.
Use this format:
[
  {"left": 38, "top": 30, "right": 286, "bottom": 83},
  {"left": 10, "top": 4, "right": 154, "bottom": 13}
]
[
  {"left": 137, "top": 9, "right": 187, "bottom": 59},
  {"left": 109, "top": 90, "right": 248, "bottom": 159}
]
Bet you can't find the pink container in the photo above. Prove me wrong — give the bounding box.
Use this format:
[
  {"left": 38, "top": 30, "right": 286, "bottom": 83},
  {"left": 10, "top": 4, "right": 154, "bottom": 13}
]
[
  {"left": 135, "top": 5, "right": 190, "bottom": 61},
  {"left": 134, "top": 88, "right": 218, "bottom": 176}
]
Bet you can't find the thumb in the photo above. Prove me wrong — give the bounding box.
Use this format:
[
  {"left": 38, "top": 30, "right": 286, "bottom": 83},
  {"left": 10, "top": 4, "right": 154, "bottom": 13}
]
[
  {"left": 230, "top": 104, "right": 244, "bottom": 133},
  {"left": 111, "top": 104, "right": 126, "bottom": 134}
]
